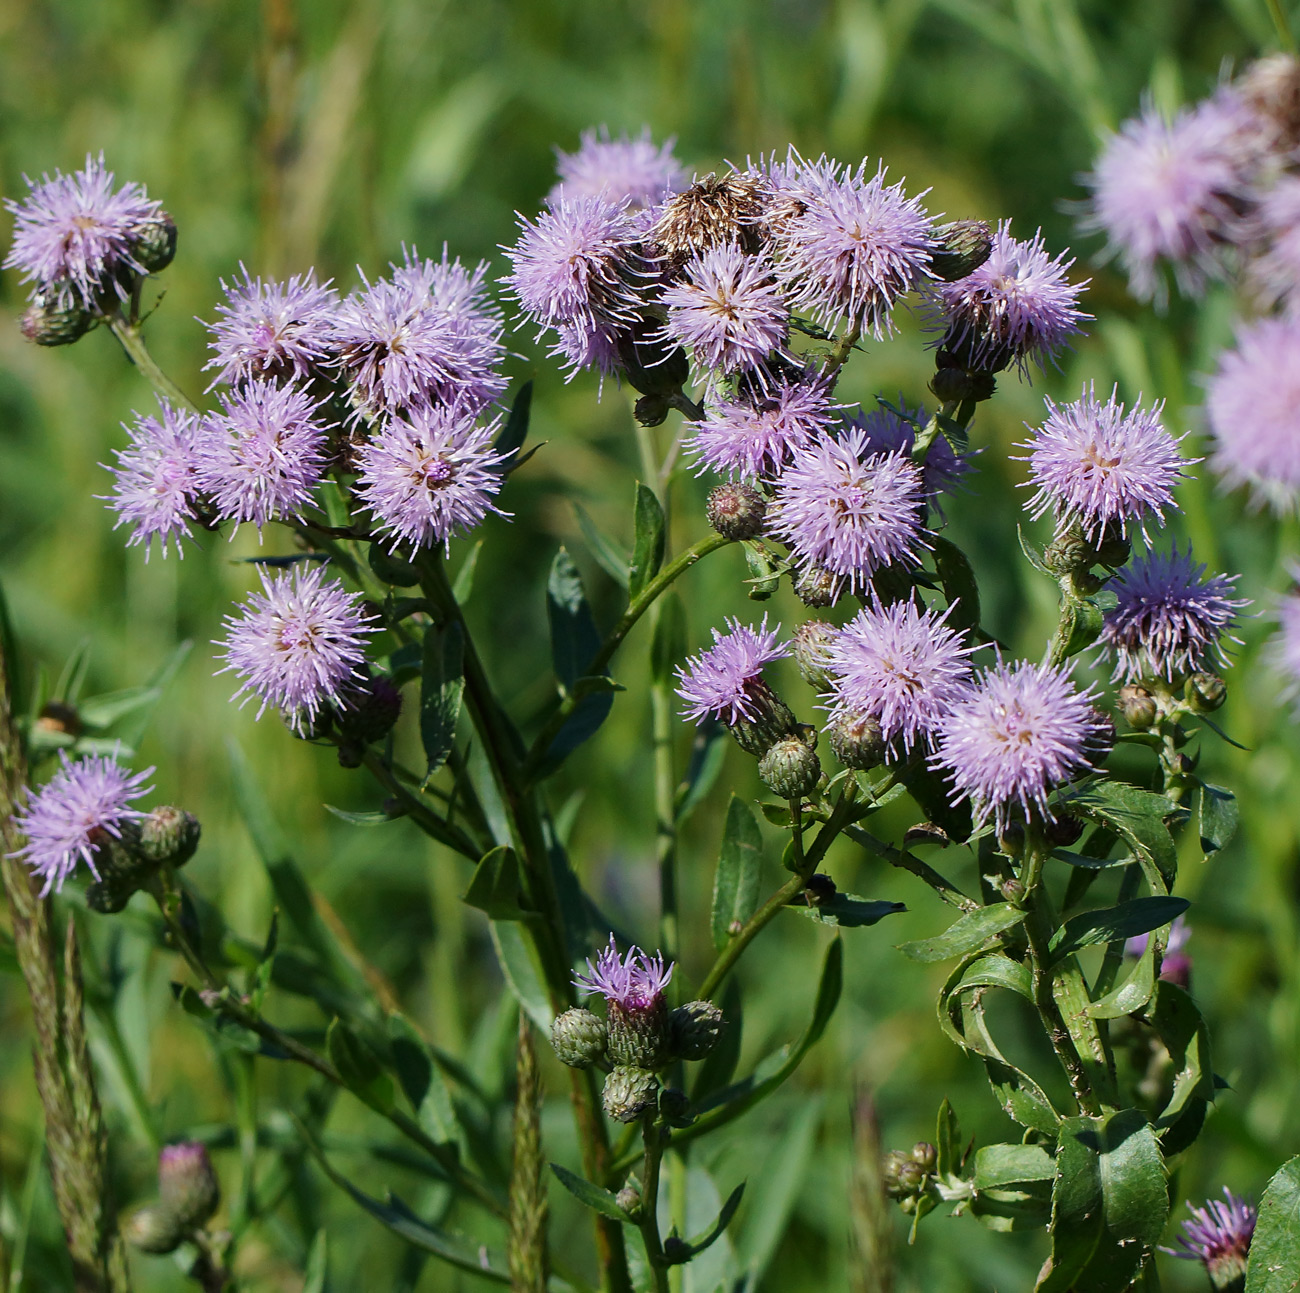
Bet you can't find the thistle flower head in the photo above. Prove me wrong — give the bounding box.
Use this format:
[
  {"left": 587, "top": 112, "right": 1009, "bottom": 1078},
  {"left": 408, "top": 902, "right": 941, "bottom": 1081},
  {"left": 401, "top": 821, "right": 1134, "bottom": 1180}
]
[
  {"left": 675, "top": 616, "right": 790, "bottom": 726},
  {"left": 550, "top": 127, "right": 684, "bottom": 210},
  {"left": 1020, "top": 385, "right": 1189, "bottom": 540},
  {"left": 1247, "top": 175, "right": 1300, "bottom": 310},
  {"left": 931, "top": 659, "right": 1106, "bottom": 831},
  {"left": 203, "top": 265, "right": 339, "bottom": 387},
  {"left": 649, "top": 169, "right": 769, "bottom": 261},
  {"left": 766, "top": 427, "right": 929, "bottom": 594},
  {"left": 218, "top": 564, "right": 377, "bottom": 727},
  {"left": 1163, "top": 1187, "right": 1256, "bottom": 1287},
  {"left": 1100, "top": 546, "right": 1247, "bottom": 682},
  {"left": 10, "top": 752, "right": 154, "bottom": 897},
  {"left": 573, "top": 935, "right": 673, "bottom": 1011},
  {"left": 845, "top": 400, "right": 971, "bottom": 498},
  {"left": 824, "top": 600, "right": 977, "bottom": 753},
  {"left": 102, "top": 401, "right": 202, "bottom": 558},
  {"left": 1269, "top": 570, "right": 1300, "bottom": 707},
  {"left": 3, "top": 153, "right": 166, "bottom": 307},
  {"left": 355, "top": 403, "right": 508, "bottom": 551}
]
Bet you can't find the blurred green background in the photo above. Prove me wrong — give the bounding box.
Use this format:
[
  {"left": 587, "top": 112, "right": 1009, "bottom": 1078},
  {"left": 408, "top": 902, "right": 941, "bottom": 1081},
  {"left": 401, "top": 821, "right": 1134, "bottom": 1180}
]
[{"left": 2, "top": 0, "right": 1299, "bottom": 1288}]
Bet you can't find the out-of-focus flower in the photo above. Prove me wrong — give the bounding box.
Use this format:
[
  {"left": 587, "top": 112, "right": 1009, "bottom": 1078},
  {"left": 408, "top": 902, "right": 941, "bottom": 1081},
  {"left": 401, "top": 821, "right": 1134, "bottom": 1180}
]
[
  {"left": 549, "top": 127, "right": 684, "bottom": 210},
  {"left": 1124, "top": 913, "right": 1192, "bottom": 985},
  {"left": 1269, "top": 569, "right": 1300, "bottom": 706},
  {"left": 845, "top": 400, "right": 971, "bottom": 499},
  {"left": 675, "top": 617, "right": 790, "bottom": 727},
  {"left": 103, "top": 401, "right": 202, "bottom": 558},
  {"left": 1248, "top": 175, "right": 1300, "bottom": 310},
  {"left": 1163, "top": 1187, "right": 1256, "bottom": 1289}
]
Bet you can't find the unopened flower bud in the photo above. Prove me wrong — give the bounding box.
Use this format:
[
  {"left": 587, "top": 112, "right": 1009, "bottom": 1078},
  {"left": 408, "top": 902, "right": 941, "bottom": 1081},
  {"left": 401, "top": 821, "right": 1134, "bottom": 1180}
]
[
  {"left": 929, "top": 220, "right": 994, "bottom": 282},
  {"left": 706, "top": 482, "right": 766, "bottom": 540},
  {"left": 827, "top": 707, "right": 886, "bottom": 771},
  {"left": 550, "top": 1008, "right": 608, "bottom": 1069},
  {"left": 634, "top": 394, "right": 672, "bottom": 427},
  {"left": 668, "top": 1000, "right": 725, "bottom": 1061},
  {"left": 138, "top": 806, "right": 201, "bottom": 868},
  {"left": 792, "top": 620, "right": 837, "bottom": 690},
  {"left": 759, "top": 735, "right": 822, "bottom": 799},
  {"left": 615, "top": 1186, "right": 642, "bottom": 1218},
  {"left": 882, "top": 1149, "right": 919, "bottom": 1199},
  {"left": 607, "top": 996, "right": 670, "bottom": 1070},
  {"left": 336, "top": 672, "right": 403, "bottom": 745},
  {"left": 1094, "top": 527, "right": 1131, "bottom": 569},
  {"left": 929, "top": 365, "right": 997, "bottom": 404},
  {"left": 998, "top": 820, "right": 1025, "bottom": 859},
  {"left": 663, "top": 1236, "right": 692, "bottom": 1265},
  {"left": 1117, "top": 684, "right": 1158, "bottom": 731},
  {"left": 617, "top": 326, "right": 690, "bottom": 397},
  {"left": 999, "top": 877, "right": 1026, "bottom": 905},
  {"left": 1186, "top": 671, "right": 1226, "bottom": 712},
  {"left": 35, "top": 700, "right": 82, "bottom": 737},
  {"left": 133, "top": 212, "right": 177, "bottom": 273},
  {"left": 126, "top": 1204, "right": 185, "bottom": 1255},
  {"left": 85, "top": 822, "right": 152, "bottom": 914},
  {"left": 1044, "top": 813, "right": 1084, "bottom": 848},
  {"left": 911, "top": 1141, "right": 937, "bottom": 1171},
  {"left": 20, "top": 290, "right": 94, "bottom": 347},
  {"left": 793, "top": 565, "right": 841, "bottom": 608},
  {"left": 602, "top": 1066, "right": 660, "bottom": 1123},
  {"left": 158, "top": 1142, "right": 219, "bottom": 1231},
  {"left": 659, "top": 1087, "right": 692, "bottom": 1125},
  {"left": 1043, "top": 529, "right": 1093, "bottom": 576},
  {"left": 730, "top": 680, "right": 798, "bottom": 756}
]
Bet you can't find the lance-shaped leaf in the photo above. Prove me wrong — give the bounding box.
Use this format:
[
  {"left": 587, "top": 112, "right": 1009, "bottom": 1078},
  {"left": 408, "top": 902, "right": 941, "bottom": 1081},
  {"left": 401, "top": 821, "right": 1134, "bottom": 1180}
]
[
  {"left": 1049, "top": 896, "right": 1188, "bottom": 965},
  {"left": 1196, "top": 780, "right": 1239, "bottom": 856},
  {"left": 420, "top": 621, "right": 464, "bottom": 781},
  {"left": 667, "top": 1183, "right": 746, "bottom": 1263},
  {"left": 629, "top": 483, "right": 666, "bottom": 599},
  {"left": 327, "top": 1018, "right": 395, "bottom": 1115},
  {"left": 1144, "top": 981, "right": 1214, "bottom": 1154},
  {"left": 1058, "top": 780, "right": 1179, "bottom": 892},
  {"left": 931, "top": 537, "right": 981, "bottom": 640},
  {"left": 711, "top": 796, "right": 763, "bottom": 950},
  {"left": 676, "top": 721, "right": 727, "bottom": 824},
  {"left": 573, "top": 503, "right": 631, "bottom": 589},
  {"left": 464, "top": 847, "right": 533, "bottom": 922},
  {"left": 387, "top": 1013, "right": 465, "bottom": 1155},
  {"left": 789, "top": 892, "right": 906, "bottom": 928},
  {"left": 1087, "top": 939, "right": 1157, "bottom": 1020},
  {"left": 492, "top": 380, "right": 533, "bottom": 471},
  {"left": 897, "top": 903, "right": 1026, "bottom": 963},
  {"left": 549, "top": 1163, "right": 633, "bottom": 1223},
  {"left": 1245, "top": 1154, "right": 1300, "bottom": 1292}
]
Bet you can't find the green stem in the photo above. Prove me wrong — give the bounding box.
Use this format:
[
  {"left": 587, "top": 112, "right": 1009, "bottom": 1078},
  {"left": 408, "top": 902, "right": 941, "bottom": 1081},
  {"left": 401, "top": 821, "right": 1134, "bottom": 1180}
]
[
  {"left": 821, "top": 323, "right": 862, "bottom": 381},
  {"left": 1267, "top": 0, "right": 1296, "bottom": 50},
  {"left": 105, "top": 313, "right": 197, "bottom": 412},
  {"left": 636, "top": 1122, "right": 671, "bottom": 1293}
]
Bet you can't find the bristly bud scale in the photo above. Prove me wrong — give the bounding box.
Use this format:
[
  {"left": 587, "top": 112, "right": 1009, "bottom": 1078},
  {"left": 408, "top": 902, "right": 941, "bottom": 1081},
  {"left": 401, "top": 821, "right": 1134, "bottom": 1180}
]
[
  {"left": 602, "top": 1066, "right": 660, "bottom": 1123},
  {"left": 1186, "top": 671, "right": 1227, "bottom": 712},
  {"left": 125, "top": 1204, "right": 185, "bottom": 1255},
  {"left": 827, "top": 707, "right": 886, "bottom": 771},
  {"left": 706, "top": 482, "right": 767, "bottom": 540},
  {"left": 549, "top": 1008, "right": 608, "bottom": 1069},
  {"left": 668, "top": 999, "right": 725, "bottom": 1061},
  {"left": 1116, "top": 683, "right": 1158, "bottom": 730},
  {"left": 20, "top": 290, "right": 95, "bottom": 346},
  {"left": 792, "top": 620, "right": 838, "bottom": 691},
  {"left": 758, "top": 735, "right": 822, "bottom": 799},
  {"left": 928, "top": 220, "right": 994, "bottom": 282},
  {"left": 573, "top": 937, "right": 673, "bottom": 1068},
  {"left": 138, "top": 806, "right": 201, "bottom": 868}
]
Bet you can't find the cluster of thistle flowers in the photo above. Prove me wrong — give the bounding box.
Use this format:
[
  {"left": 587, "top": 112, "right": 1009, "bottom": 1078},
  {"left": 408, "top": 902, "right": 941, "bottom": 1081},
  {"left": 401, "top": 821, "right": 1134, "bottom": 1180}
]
[
  {"left": 125, "top": 1142, "right": 222, "bottom": 1259},
  {"left": 549, "top": 937, "right": 723, "bottom": 1126}
]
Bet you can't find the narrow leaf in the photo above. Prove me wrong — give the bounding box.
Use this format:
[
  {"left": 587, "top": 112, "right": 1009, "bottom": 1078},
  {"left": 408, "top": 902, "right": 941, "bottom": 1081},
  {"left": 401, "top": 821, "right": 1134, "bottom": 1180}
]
[
  {"left": 573, "top": 503, "right": 631, "bottom": 589},
  {"left": 463, "top": 847, "right": 533, "bottom": 922},
  {"left": 1087, "top": 941, "right": 1157, "bottom": 1020},
  {"left": 548, "top": 1163, "right": 632, "bottom": 1223},
  {"left": 1245, "top": 1154, "right": 1300, "bottom": 1292},
  {"left": 327, "top": 1019, "right": 395, "bottom": 1114},
  {"left": 931, "top": 537, "right": 981, "bottom": 639},
  {"left": 1196, "top": 781, "right": 1239, "bottom": 856},
  {"left": 420, "top": 621, "right": 465, "bottom": 780},
  {"left": 1049, "top": 896, "right": 1189, "bottom": 964},
  {"left": 711, "top": 796, "right": 763, "bottom": 950},
  {"left": 493, "top": 380, "right": 533, "bottom": 469},
  {"left": 972, "top": 1143, "right": 1056, "bottom": 1190},
  {"left": 628, "top": 483, "right": 665, "bottom": 599},
  {"left": 897, "top": 903, "right": 1026, "bottom": 962},
  {"left": 674, "top": 1183, "right": 746, "bottom": 1262},
  {"left": 788, "top": 893, "right": 906, "bottom": 928}
]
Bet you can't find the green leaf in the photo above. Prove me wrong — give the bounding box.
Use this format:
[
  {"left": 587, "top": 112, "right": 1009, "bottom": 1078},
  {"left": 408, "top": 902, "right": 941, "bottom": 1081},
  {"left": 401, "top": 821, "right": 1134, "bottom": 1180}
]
[
  {"left": 935, "top": 1099, "right": 962, "bottom": 1178},
  {"left": 931, "top": 537, "right": 981, "bottom": 639},
  {"left": 1059, "top": 596, "right": 1106, "bottom": 659},
  {"left": 327, "top": 1019, "right": 395, "bottom": 1115},
  {"left": 420, "top": 621, "right": 464, "bottom": 780},
  {"left": 84, "top": 640, "right": 192, "bottom": 748},
  {"left": 1196, "top": 781, "right": 1239, "bottom": 856},
  {"left": 1018, "top": 525, "right": 1050, "bottom": 575},
  {"left": 950, "top": 953, "right": 1033, "bottom": 1001},
  {"left": 1144, "top": 981, "right": 1214, "bottom": 1151},
  {"left": 573, "top": 503, "right": 631, "bottom": 589},
  {"left": 493, "top": 380, "right": 532, "bottom": 468},
  {"left": 548, "top": 1163, "right": 632, "bottom": 1223},
  {"left": 171, "top": 983, "right": 263, "bottom": 1055},
  {"left": 543, "top": 549, "right": 613, "bottom": 768},
  {"left": 489, "top": 921, "right": 553, "bottom": 1031},
  {"left": 1087, "top": 940, "right": 1157, "bottom": 1020},
  {"left": 463, "top": 847, "right": 533, "bottom": 922},
  {"left": 1245, "top": 1154, "right": 1300, "bottom": 1292},
  {"left": 895, "top": 760, "right": 972, "bottom": 843},
  {"left": 897, "top": 903, "right": 1026, "bottom": 963},
  {"left": 1049, "top": 896, "right": 1189, "bottom": 964},
  {"left": 1036, "top": 1110, "right": 1167, "bottom": 1292},
  {"left": 788, "top": 893, "right": 906, "bottom": 928},
  {"left": 628, "top": 483, "right": 665, "bottom": 599},
  {"left": 368, "top": 543, "right": 420, "bottom": 587},
  {"left": 676, "top": 720, "right": 727, "bottom": 824},
  {"left": 969, "top": 1142, "right": 1056, "bottom": 1231},
  {"left": 973, "top": 1143, "right": 1055, "bottom": 1190},
  {"left": 451, "top": 540, "right": 483, "bottom": 603},
  {"left": 249, "top": 912, "right": 278, "bottom": 1011},
  {"left": 671, "top": 1183, "right": 745, "bottom": 1262},
  {"left": 386, "top": 1014, "right": 464, "bottom": 1154},
  {"left": 1058, "top": 780, "right": 1179, "bottom": 892},
  {"left": 302, "top": 1230, "right": 328, "bottom": 1293},
  {"left": 323, "top": 805, "right": 401, "bottom": 827},
  {"left": 711, "top": 796, "right": 763, "bottom": 950},
  {"left": 650, "top": 593, "right": 685, "bottom": 686}
]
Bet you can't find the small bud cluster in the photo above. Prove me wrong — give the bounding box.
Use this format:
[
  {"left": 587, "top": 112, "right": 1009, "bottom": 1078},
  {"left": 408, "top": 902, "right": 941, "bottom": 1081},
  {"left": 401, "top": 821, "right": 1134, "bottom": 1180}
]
[
  {"left": 127, "top": 1142, "right": 221, "bottom": 1257},
  {"left": 882, "top": 1141, "right": 939, "bottom": 1214}
]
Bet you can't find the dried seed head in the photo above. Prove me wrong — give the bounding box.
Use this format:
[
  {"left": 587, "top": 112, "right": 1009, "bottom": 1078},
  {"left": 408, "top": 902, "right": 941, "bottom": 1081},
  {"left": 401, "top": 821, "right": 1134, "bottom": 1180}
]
[{"left": 651, "top": 171, "right": 768, "bottom": 262}]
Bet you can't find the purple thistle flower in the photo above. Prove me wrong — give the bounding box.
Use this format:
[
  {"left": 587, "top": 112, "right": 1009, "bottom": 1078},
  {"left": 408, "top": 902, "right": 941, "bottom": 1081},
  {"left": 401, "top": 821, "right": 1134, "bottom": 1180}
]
[
  {"left": 931, "top": 659, "right": 1106, "bottom": 831},
  {"left": 773, "top": 155, "right": 935, "bottom": 337},
  {"left": 659, "top": 243, "right": 789, "bottom": 378},
  {"left": 1019, "top": 385, "right": 1189, "bottom": 540},
  {"left": 1124, "top": 913, "right": 1192, "bottom": 986},
  {"left": 218, "top": 564, "right": 376, "bottom": 727},
  {"left": 203, "top": 265, "right": 338, "bottom": 387},
  {"left": 685, "top": 370, "right": 836, "bottom": 480},
  {"left": 549, "top": 127, "right": 684, "bottom": 210},
  {"left": 766, "top": 427, "right": 929, "bottom": 594},
  {"left": 1248, "top": 175, "right": 1300, "bottom": 311},
  {"left": 3, "top": 153, "right": 166, "bottom": 307},
  {"left": 102, "top": 401, "right": 202, "bottom": 558},
  {"left": 932, "top": 221, "right": 1090, "bottom": 372},
  {"left": 549, "top": 318, "right": 623, "bottom": 379},
  {"left": 573, "top": 935, "right": 673, "bottom": 1010},
  {"left": 1206, "top": 315, "right": 1300, "bottom": 512},
  {"left": 355, "top": 403, "right": 509, "bottom": 551},
  {"left": 1163, "top": 1187, "right": 1255, "bottom": 1287},
  {"left": 196, "top": 380, "right": 329, "bottom": 532},
  {"left": 10, "top": 752, "right": 153, "bottom": 897},
  {"left": 1269, "top": 571, "right": 1300, "bottom": 707},
  {"left": 1081, "top": 95, "right": 1258, "bottom": 302},
  {"left": 1100, "top": 547, "right": 1247, "bottom": 683},
  {"left": 844, "top": 400, "right": 971, "bottom": 499},
  {"left": 824, "top": 600, "right": 977, "bottom": 753},
  {"left": 675, "top": 616, "right": 790, "bottom": 726}
]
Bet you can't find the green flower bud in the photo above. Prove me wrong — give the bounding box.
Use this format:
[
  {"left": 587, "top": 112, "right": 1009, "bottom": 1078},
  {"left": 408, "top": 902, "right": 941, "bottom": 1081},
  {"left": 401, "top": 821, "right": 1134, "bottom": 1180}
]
[
  {"left": 668, "top": 999, "right": 725, "bottom": 1061},
  {"left": 929, "top": 365, "right": 997, "bottom": 404},
  {"left": 881, "top": 1149, "right": 914, "bottom": 1199},
  {"left": 634, "top": 394, "right": 672, "bottom": 427},
  {"left": 607, "top": 997, "right": 670, "bottom": 1070},
  {"left": 730, "top": 681, "right": 798, "bottom": 756},
  {"left": 791, "top": 620, "right": 837, "bottom": 691},
  {"left": 550, "top": 1008, "right": 609, "bottom": 1069},
  {"left": 20, "top": 290, "right": 94, "bottom": 347},
  {"left": 659, "top": 1087, "right": 692, "bottom": 1125},
  {"left": 1117, "top": 684, "right": 1158, "bottom": 731},
  {"left": 929, "top": 220, "right": 993, "bottom": 282},
  {"left": 1186, "top": 671, "right": 1226, "bottom": 712},
  {"left": 85, "top": 822, "right": 152, "bottom": 914},
  {"left": 793, "top": 565, "right": 841, "bottom": 608},
  {"left": 706, "top": 482, "right": 766, "bottom": 540},
  {"left": 133, "top": 212, "right": 177, "bottom": 273},
  {"left": 336, "top": 671, "right": 403, "bottom": 745},
  {"left": 911, "top": 1141, "right": 937, "bottom": 1171},
  {"left": 1094, "top": 527, "right": 1132, "bottom": 569},
  {"left": 759, "top": 736, "right": 822, "bottom": 799},
  {"left": 138, "top": 806, "right": 201, "bottom": 868},
  {"left": 125, "top": 1204, "right": 185, "bottom": 1255},
  {"left": 827, "top": 707, "right": 886, "bottom": 771},
  {"left": 1043, "top": 528, "right": 1093, "bottom": 576},
  {"left": 617, "top": 324, "right": 690, "bottom": 397},
  {"left": 158, "top": 1142, "right": 219, "bottom": 1231},
  {"left": 615, "top": 1185, "right": 642, "bottom": 1218},
  {"left": 602, "top": 1066, "right": 660, "bottom": 1123}
]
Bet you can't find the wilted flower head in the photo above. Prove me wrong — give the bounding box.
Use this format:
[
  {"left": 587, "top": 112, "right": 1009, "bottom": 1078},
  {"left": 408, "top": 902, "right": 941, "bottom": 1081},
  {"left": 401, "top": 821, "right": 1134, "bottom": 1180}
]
[
  {"left": 10, "top": 752, "right": 153, "bottom": 897},
  {"left": 1101, "top": 547, "right": 1247, "bottom": 682},
  {"left": 1020, "top": 386, "right": 1188, "bottom": 540},
  {"left": 774, "top": 155, "right": 935, "bottom": 336},
  {"left": 3, "top": 153, "right": 166, "bottom": 307},
  {"left": 203, "top": 266, "right": 338, "bottom": 387},
  {"left": 825, "top": 600, "right": 977, "bottom": 753},
  {"left": 573, "top": 935, "right": 673, "bottom": 1011},
  {"left": 1206, "top": 315, "right": 1300, "bottom": 512},
  {"left": 196, "top": 380, "right": 329, "bottom": 531},
  {"left": 933, "top": 222, "right": 1090, "bottom": 372},
  {"left": 550, "top": 127, "right": 684, "bottom": 210},
  {"left": 766, "top": 427, "right": 929, "bottom": 593},
  {"left": 1163, "top": 1187, "right": 1256, "bottom": 1287},
  {"left": 686, "top": 371, "right": 837, "bottom": 480},
  {"left": 1082, "top": 95, "right": 1257, "bottom": 302},
  {"left": 675, "top": 617, "right": 790, "bottom": 726},
  {"left": 846, "top": 400, "right": 971, "bottom": 499},
  {"left": 650, "top": 169, "right": 768, "bottom": 260},
  {"left": 660, "top": 243, "right": 789, "bottom": 378},
  {"left": 218, "top": 564, "right": 376, "bottom": 727},
  {"left": 102, "top": 401, "right": 202, "bottom": 558},
  {"left": 356, "top": 403, "right": 508, "bottom": 551},
  {"left": 932, "top": 659, "right": 1106, "bottom": 830}
]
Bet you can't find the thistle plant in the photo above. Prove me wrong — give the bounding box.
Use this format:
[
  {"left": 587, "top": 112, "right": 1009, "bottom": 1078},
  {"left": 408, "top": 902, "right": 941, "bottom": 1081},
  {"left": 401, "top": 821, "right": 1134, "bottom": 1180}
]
[{"left": 6, "top": 85, "right": 1300, "bottom": 1293}]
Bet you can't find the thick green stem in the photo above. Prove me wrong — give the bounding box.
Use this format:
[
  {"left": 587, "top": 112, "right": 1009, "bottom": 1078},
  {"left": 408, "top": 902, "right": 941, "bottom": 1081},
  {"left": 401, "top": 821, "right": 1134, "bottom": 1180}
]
[{"left": 636, "top": 1122, "right": 671, "bottom": 1293}]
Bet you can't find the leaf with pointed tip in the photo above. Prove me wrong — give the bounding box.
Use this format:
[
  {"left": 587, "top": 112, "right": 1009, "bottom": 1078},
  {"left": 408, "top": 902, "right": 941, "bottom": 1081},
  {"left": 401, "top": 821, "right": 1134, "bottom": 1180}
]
[
  {"left": 1049, "top": 896, "right": 1188, "bottom": 964},
  {"left": 1245, "top": 1154, "right": 1300, "bottom": 1292},
  {"left": 327, "top": 1018, "right": 395, "bottom": 1114},
  {"left": 897, "top": 904, "right": 1026, "bottom": 962},
  {"left": 629, "top": 483, "right": 666, "bottom": 599},
  {"left": 1087, "top": 940, "right": 1157, "bottom": 1020},
  {"left": 573, "top": 503, "right": 631, "bottom": 589},
  {"left": 671, "top": 1183, "right": 746, "bottom": 1262},
  {"left": 1196, "top": 781, "right": 1239, "bottom": 856},
  {"left": 788, "top": 893, "right": 906, "bottom": 928},
  {"left": 463, "top": 847, "right": 533, "bottom": 922},
  {"left": 711, "top": 797, "right": 763, "bottom": 950},
  {"left": 549, "top": 1163, "right": 633, "bottom": 1222},
  {"left": 492, "top": 380, "right": 532, "bottom": 470},
  {"left": 420, "top": 621, "right": 464, "bottom": 781}
]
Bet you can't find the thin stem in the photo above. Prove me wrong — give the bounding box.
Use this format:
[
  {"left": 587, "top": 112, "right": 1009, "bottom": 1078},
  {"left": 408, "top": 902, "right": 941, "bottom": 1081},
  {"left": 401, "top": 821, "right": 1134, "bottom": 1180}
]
[
  {"left": 821, "top": 323, "right": 862, "bottom": 381},
  {"left": 636, "top": 1122, "right": 671, "bottom": 1293},
  {"left": 844, "top": 826, "right": 978, "bottom": 912},
  {"left": 105, "top": 312, "right": 198, "bottom": 412},
  {"left": 1268, "top": 0, "right": 1296, "bottom": 50}
]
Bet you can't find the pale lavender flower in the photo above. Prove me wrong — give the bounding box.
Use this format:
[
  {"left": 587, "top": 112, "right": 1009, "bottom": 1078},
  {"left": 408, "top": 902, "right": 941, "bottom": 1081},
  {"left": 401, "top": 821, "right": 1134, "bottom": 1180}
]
[
  {"left": 1020, "top": 386, "right": 1189, "bottom": 540},
  {"left": 549, "top": 127, "right": 684, "bottom": 210},
  {"left": 1248, "top": 175, "right": 1300, "bottom": 310},
  {"left": 824, "top": 600, "right": 977, "bottom": 753},
  {"left": 1100, "top": 547, "right": 1247, "bottom": 682},
  {"left": 218, "top": 564, "right": 376, "bottom": 726},
  {"left": 766, "top": 427, "right": 929, "bottom": 593},
  {"left": 102, "top": 401, "right": 202, "bottom": 558},
  {"left": 1081, "top": 95, "right": 1258, "bottom": 302},
  {"left": 845, "top": 400, "right": 970, "bottom": 499},
  {"left": 573, "top": 934, "right": 673, "bottom": 1010},
  {"left": 356, "top": 403, "right": 509, "bottom": 551},
  {"left": 932, "top": 222, "right": 1090, "bottom": 372},
  {"left": 773, "top": 155, "right": 935, "bottom": 336},
  {"left": 549, "top": 318, "right": 622, "bottom": 379},
  {"left": 685, "top": 371, "right": 836, "bottom": 479},
  {"left": 1206, "top": 315, "right": 1300, "bottom": 511},
  {"left": 931, "top": 659, "right": 1106, "bottom": 830},
  {"left": 196, "top": 380, "right": 329, "bottom": 532},
  {"left": 1124, "top": 913, "right": 1192, "bottom": 986},
  {"left": 1269, "top": 571, "right": 1300, "bottom": 706},
  {"left": 203, "top": 265, "right": 339, "bottom": 387},
  {"left": 10, "top": 752, "right": 153, "bottom": 897},
  {"left": 675, "top": 616, "right": 790, "bottom": 726},
  {"left": 659, "top": 243, "right": 789, "bottom": 377},
  {"left": 1163, "top": 1187, "right": 1255, "bottom": 1287},
  {"left": 3, "top": 153, "right": 165, "bottom": 307}
]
